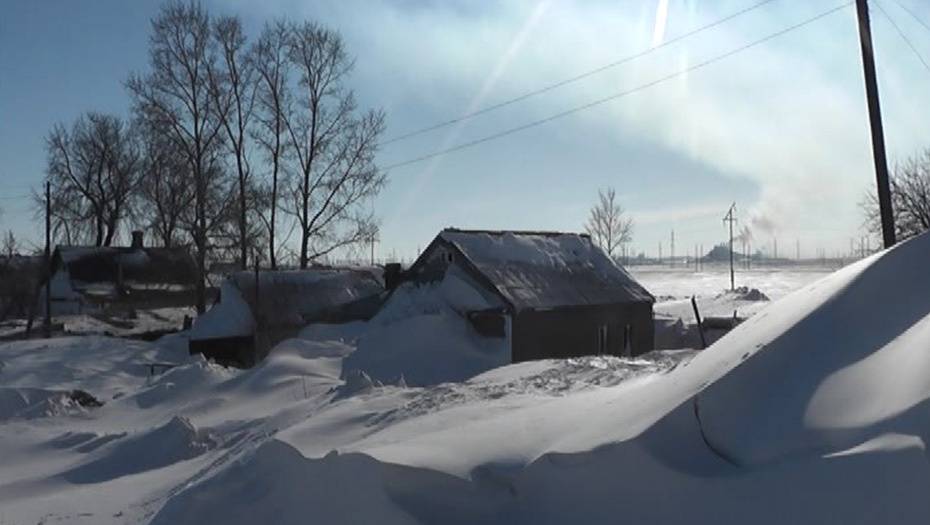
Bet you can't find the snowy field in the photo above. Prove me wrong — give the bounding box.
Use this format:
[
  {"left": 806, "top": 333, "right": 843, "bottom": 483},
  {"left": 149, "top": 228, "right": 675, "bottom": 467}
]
[
  {"left": 630, "top": 263, "right": 835, "bottom": 301},
  {"left": 630, "top": 264, "right": 835, "bottom": 348},
  {"left": 3, "top": 242, "right": 930, "bottom": 523}
]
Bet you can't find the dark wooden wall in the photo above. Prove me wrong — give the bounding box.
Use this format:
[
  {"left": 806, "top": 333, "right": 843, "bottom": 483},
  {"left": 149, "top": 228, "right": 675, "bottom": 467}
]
[{"left": 511, "top": 302, "right": 653, "bottom": 362}]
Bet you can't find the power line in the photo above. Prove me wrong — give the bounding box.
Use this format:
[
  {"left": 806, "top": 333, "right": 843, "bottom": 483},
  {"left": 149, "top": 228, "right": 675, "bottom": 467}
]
[
  {"left": 889, "top": 0, "right": 930, "bottom": 35},
  {"left": 379, "top": 0, "right": 780, "bottom": 146},
  {"left": 874, "top": 0, "right": 930, "bottom": 73},
  {"left": 383, "top": 2, "right": 853, "bottom": 171}
]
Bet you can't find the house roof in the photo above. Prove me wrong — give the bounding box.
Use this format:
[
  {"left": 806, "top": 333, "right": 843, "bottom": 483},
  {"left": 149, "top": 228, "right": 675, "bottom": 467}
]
[
  {"left": 431, "top": 228, "right": 654, "bottom": 310},
  {"left": 228, "top": 268, "right": 384, "bottom": 326},
  {"left": 53, "top": 245, "right": 198, "bottom": 286}
]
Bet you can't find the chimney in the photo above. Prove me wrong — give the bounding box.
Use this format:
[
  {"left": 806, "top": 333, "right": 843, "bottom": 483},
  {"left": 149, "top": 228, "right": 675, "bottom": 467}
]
[
  {"left": 384, "top": 263, "right": 403, "bottom": 291},
  {"left": 131, "top": 230, "right": 144, "bottom": 249}
]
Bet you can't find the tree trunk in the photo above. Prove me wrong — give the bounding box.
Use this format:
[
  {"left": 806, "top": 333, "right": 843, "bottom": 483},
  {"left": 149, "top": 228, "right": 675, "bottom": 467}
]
[
  {"left": 238, "top": 153, "right": 247, "bottom": 270},
  {"left": 269, "top": 150, "right": 278, "bottom": 270}
]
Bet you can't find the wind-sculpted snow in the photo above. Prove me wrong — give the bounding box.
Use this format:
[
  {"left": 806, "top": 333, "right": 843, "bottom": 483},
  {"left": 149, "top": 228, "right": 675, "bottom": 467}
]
[
  {"left": 697, "top": 231, "right": 930, "bottom": 466},
  {"left": 368, "top": 352, "right": 694, "bottom": 428},
  {"left": 5, "top": 234, "right": 930, "bottom": 523},
  {"left": 64, "top": 416, "right": 216, "bottom": 484}
]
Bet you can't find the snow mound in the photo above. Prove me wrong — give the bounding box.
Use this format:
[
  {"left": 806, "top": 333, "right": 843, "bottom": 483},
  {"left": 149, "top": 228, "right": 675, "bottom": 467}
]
[
  {"left": 131, "top": 359, "right": 232, "bottom": 409},
  {"left": 151, "top": 440, "right": 421, "bottom": 525},
  {"left": 188, "top": 281, "right": 255, "bottom": 340},
  {"left": 717, "top": 286, "right": 769, "bottom": 301},
  {"left": 155, "top": 416, "right": 930, "bottom": 525},
  {"left": 0, "top": 387, "right": 101, "bottom": 420},
  {"left": 698, "top": 231, "right": 930, "bottom": 465},
  {"left": 344, "top": 273, "right": 509, "bottom": 386},
  {"left": 64, "top": 416, "right": 215, "bottom": 483}
]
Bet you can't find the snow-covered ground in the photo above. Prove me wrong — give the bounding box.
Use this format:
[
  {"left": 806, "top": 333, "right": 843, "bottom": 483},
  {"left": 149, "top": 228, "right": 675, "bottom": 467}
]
[
  {"left": 631, "top": 264, "right": 833, "bottom": 348},
  {"left": 2, "top": 240, "right": 930, "bottom": 523},
  {"left": 0, "top": 307, "right": 195, "bottom": 341}
]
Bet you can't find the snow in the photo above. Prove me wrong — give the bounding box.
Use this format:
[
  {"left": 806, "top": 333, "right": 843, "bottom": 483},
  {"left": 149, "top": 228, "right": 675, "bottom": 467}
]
[
  {"left": 187, "top": 281, "right": 255, "bottom": 340},
  {"left": 2, "top": 233, "right": 930, "bottom": 523},
  {"left": 228, "top": 268, "right": 383, "bottom": 325},
  {"left": 634, "top": 265, "right": 832, "bottom": 349},
  {"left": 344, "top": 270, "right": 510, "bottom": 386},
  {"left": 438, "top": 229, "right": 653, "bottom": 307},
  {"left": 696, "top": 235, "right": 930, "bottom": 466}
]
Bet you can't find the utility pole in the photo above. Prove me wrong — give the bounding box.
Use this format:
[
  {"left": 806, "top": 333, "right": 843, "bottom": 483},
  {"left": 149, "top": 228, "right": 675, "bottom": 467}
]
[
  {"left": 723, "top": 203, "right": 736, "bottom": 291},
  {"left": 44, "top": 180, "right": 52, "bottom": 338},
  {"left": 670, "top": 229, "right": 675, "bottom": 267},
  {"left": 658, "top": 242, "right": 662, "bottom": 264},
  {"left": 856, "top": 0, "right": 895, "bottom": 248},
  {"left": 796, "top": 239, "right": 800, "bottom": 261}
]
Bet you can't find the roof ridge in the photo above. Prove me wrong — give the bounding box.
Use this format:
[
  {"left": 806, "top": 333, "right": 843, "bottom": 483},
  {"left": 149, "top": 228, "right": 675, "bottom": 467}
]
[{"left": 442, "top": 227, "right": 590, "bottom": 238}]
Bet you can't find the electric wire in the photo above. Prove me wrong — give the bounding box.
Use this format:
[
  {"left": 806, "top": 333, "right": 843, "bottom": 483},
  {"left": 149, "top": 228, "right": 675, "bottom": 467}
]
[
  {"left": 382, "top": 2, "right": 853, "bottom": 171},
  {"left": 379, "top": 0, "right": 780, "bottom": 146}
]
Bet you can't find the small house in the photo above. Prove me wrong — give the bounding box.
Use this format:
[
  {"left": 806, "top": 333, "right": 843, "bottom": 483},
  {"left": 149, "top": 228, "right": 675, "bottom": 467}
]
[
  {"left": 42, "top": 231, "right": 198, "bottom": 315},
  {"left": 399, "top": 228, "right": 655, "bottom": 362}
]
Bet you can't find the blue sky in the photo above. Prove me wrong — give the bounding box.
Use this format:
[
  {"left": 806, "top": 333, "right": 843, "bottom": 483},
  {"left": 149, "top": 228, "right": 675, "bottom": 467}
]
[{"left": 2, "top": 0, "right": 930, "bottom": 260}]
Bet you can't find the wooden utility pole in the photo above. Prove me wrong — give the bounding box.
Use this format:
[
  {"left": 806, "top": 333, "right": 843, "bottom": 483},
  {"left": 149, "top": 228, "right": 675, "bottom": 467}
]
[
  {"left": 856, "top": 0, "right": 895, "bottom": 248},
  {"left": 723, "top": 203, "right": 736, "bottom": 291},
  {"left": 44, "top": 180, "right": 51, "bottom": 338}
]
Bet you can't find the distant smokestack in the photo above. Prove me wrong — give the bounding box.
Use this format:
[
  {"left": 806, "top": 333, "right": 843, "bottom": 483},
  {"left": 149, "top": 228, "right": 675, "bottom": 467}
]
[
  {"left": 384, "top": 263, "right": 403, "bottom": 291},
  {"left": 131, "top": 230, "right": 144, "bottom": 249}
]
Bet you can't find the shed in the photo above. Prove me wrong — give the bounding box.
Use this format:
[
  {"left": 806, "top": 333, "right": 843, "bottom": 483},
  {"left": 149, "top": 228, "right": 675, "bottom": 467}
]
[
  {"left": 188, "top": 267, "right": 385, "bottom": 366},
  {"left": 402, "top": 228, "right": 655, "bottom": 362}
]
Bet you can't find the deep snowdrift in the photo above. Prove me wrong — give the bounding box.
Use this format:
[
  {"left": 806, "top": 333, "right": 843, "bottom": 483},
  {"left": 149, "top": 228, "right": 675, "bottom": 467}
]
[
  {"left": 698, "top": 231, "right": 930, "bottom": 465},
  {"left": 344, "top": 271, "right": 510, "bottom": 385},
  {"left": 4, "top": 232, "right": 930, "bottom": 524}
]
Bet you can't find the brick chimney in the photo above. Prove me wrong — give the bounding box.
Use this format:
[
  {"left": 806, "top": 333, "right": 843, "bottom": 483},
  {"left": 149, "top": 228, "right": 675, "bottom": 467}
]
[{"left": 131, "top": 230, "right": 144, "bottom": 249}]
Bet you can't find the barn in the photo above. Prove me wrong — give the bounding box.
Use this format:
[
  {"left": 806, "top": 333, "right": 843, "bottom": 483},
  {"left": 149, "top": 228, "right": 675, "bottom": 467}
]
[{"left": 400, "top": 228, "right": 655, "bottom": 362}]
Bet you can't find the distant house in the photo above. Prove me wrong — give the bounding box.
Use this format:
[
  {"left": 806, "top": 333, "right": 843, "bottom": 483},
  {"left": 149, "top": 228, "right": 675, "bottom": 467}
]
[
  {"left": 188, "top": 267, "right": 385, "bottom": 366},
  {"left": 398, "top": 229, "right": 655, "bottom": 361},
  {"left": 42, "top": 231, "right": 198, "bottom": 315}
]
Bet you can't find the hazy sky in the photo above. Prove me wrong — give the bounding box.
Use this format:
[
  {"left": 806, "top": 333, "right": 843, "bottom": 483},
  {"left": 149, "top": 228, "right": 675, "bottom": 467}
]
[{"left": 2, "top": 0, "right": 929, "bottom": 260}]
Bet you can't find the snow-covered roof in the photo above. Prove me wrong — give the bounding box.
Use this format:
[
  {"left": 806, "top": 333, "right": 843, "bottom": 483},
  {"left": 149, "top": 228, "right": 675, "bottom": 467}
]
[
  {"left": 435, "top": 229, "right": 653, "bottom": 309},
  {"left": 228, "top": 268, "right": 384, "bottom": 327},
  {"left": 53, "top": 245, "right": 197, "bottom": 286}
]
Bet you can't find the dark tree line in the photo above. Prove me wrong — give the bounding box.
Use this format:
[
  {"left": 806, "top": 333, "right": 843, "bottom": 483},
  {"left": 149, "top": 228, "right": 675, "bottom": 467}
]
[{"left": 41, "top": 1, "right": 387, "bottom": 313}]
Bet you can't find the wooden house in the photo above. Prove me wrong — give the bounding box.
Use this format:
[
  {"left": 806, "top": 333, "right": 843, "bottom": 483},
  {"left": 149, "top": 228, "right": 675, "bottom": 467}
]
[{"left": 399, "top": 228, "right": 655, "bottom": 362}]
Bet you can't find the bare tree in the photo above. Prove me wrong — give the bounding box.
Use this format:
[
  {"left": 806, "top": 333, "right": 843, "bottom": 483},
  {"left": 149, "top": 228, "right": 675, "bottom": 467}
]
[
  {"left": 127, "top": 1, "right": 229, "bottom": 313},
  {"left": 2, "top": 230, "right": 17, "bottom": 259},
  {"left": 585, "top": 187, "right": 633, "bottom": 258},
  {"left": 864, "top": 149, "right": 930, "bottom": 241},
  {"left": 44, "top": 112, "right": 140, "bottom": 247},
  {"left": 136, "top": 121, "right": 195, "bottom": 247},
  {"left": 283, "top": 22, "right": 386, "bottom": 268},
  {"left": 252, "top": 20, "right": 291, "bottom": 270},
  {"left": 212, "top": 14, "right": 259, "bottom": 269}
]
